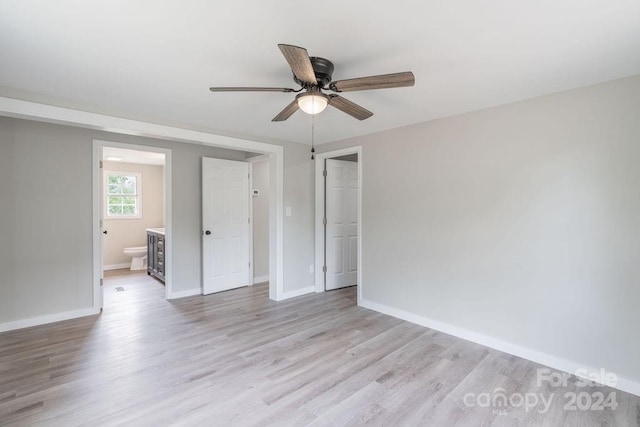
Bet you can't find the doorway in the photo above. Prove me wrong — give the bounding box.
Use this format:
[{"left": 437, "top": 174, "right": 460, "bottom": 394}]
[
  {"left": 200, "top": 155, "right": 270, "bottom": 295},
  {"left": 92, "top": 140, "right": 173, "bottom": 309},
  {"left": 249, "top": 156, "right": 270, "bottom": 285},
  {"left": 201, "top": 157, "right": 250, "bottom": 294},
  {"left": 314, "top": 147, "right": 363, "bottom": 302}
]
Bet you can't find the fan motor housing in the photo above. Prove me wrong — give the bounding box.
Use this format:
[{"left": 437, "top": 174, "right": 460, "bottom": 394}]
[{"left": 294, "top": 57, "right": 334, "bottom": 88}]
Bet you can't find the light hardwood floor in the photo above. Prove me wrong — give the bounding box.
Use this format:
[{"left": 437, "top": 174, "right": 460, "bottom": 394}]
[{"left": 1, "top": 270, "right": 638, "bottom": 426}]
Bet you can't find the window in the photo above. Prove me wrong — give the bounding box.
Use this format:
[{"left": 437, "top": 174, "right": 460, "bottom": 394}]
[{"left": 104, "top": 172, "right": 142, "bottom": 218}]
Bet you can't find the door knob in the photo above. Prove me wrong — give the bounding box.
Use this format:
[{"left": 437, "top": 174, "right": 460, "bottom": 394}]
[
  {"left": 103, "top": 230, "right": 108, "bottom": 235},
  {"left": 204, "top": 230, "right": 211, "bottom": 235}
]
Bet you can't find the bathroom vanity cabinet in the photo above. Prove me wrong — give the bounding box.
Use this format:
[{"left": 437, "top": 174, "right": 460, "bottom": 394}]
[{"left": 147, "top": 228, "right": 165, "bottom": 283}]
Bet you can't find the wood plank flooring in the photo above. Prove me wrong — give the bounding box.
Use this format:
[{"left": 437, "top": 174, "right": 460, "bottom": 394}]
[{"left": 0, "top": 270, "right": 638, "bottom": 426}]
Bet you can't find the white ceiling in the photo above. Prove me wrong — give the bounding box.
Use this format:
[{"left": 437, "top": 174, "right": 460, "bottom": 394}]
[
  {"left": 1, "top": 0, "right": 639, "bottom": 145},
  {"left": 103, "top": 147, "right": 165, "bottom": 165}
]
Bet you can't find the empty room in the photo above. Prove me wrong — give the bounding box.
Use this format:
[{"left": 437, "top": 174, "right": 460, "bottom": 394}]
[{"left": 1, "top": 1, "right": 639, "bottom": 425}]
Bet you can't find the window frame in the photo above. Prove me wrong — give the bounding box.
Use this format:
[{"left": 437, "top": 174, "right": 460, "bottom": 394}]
[{"left": 103, "top": 171, "right": 143, "bottom": 219}]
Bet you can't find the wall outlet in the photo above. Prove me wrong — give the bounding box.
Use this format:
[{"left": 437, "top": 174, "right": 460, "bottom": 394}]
[
  {"left": 309, "top": 265, "right": 314, "bottom": 274},
  {"left": 285, "top": 206, "right": 292, "bottom": 217}
]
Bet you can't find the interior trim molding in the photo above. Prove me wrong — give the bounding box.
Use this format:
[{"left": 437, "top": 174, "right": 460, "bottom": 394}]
[
  {"left": 253, "top": 275, "right": 269, "bottom": 284},
  {"left": 0, "top": 308, "right": 100, "bottom": 333},
  {"left": 0, "top": 96, "right": 286, "bottom": 302},
  {"left": 247, "top": 154, "right": 269, "bottom": 164},
  {"left": 168, "top": 288, "right": 202, "bottom": 300},
  {"left": 281, "top": 286, "right": 315, "bottom": 300},
  {"left": 359, "top": 298, "right": 640, "bottom": 398},
  {"left": 103, "top": 263, "right": 132, "bottom": 271}
]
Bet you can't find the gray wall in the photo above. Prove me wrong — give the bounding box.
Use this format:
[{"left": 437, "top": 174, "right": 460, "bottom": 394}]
[
  {"left": 252, "top": 160, "right": 269, "bottom": 280},
  {"left": 0, "top": 118, "right": 94, "bottom": 322},
  {"left": 282, "top": 144, "right": 315, "bottom": 294},
  {"left": 318, "top": 74, "right": 640, "bottom": 385},
  {"left": 0, "top": 117, "right": 315, "bottom": 324}
]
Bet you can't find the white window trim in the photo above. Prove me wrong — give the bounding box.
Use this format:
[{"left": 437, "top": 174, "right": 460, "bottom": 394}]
[{"left": 103, "top": 171, "right": 143, "bottom": 219}]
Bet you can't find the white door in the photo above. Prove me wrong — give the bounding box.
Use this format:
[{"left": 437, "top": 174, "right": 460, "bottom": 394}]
[
  {"left": 325, "top": 159, "right": 358, "bottom": 290},
  {"left": 202, "top": 157, "right": 250, "bottom": 294},
  {"left": 98, "top": 152, "right": 105, "bottom": 310},
  {"left": 99, "top": 216, "right": 105, "bottom": 310}
]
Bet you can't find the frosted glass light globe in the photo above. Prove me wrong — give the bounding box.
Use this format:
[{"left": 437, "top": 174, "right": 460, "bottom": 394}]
[{"left": 297, "top": 93, "right": 328, "bottom": 115}]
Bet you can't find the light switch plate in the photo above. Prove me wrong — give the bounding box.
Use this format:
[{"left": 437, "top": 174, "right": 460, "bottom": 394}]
[{"left": 285, "top": 206, "right": 292, "bottom": 217}]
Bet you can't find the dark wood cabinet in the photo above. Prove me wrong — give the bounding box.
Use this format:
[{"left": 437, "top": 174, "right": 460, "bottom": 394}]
[{"left": 147, "top": 229, "right": 165, "bottom": 283}]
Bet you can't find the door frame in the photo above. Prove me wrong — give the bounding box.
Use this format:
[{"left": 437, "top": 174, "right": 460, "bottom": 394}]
[
  {"left": 92, "top": 139, "right": 173, "bottom": 303},
  {"left": 314, "top": 146, "right": 363, "bottom": 304}
]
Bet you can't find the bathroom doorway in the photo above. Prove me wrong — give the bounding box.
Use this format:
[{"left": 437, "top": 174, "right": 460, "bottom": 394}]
[{"left": 93, "top": 140, "right": 172, "bottom": 309}]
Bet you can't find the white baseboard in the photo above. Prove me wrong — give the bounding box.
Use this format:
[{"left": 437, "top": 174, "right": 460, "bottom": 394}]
[
  {"left": 359, "top": 298, "right": 640, "bottom": 398},
  {"left": 0, "top": 307, "right": 100, "bottom": 333},
  {"left": 281, "top": 286, "right": 315, "bottom": 300},
  {"left": 103, "top": 263, "right": 131, "bottom": 271},
  {"left": 168, "top": 288, "right": 201, "bottom": 300},
  {"left": 253, "top": 275, "right": 269, "bottom": 284}
]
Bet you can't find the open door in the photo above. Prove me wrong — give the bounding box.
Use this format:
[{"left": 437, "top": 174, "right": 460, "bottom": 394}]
[
  {"left": 202, "top": 157, "right": 250, "bottom": 294},
  {"left": 325, "top": 159, "right": 358, "bottom": 290},
  {"left": 97, "top": 150, "right": 105, "bottom": 310}
]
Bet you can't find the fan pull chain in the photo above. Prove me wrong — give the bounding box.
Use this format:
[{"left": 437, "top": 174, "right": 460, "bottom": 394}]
[{"left": 311, "top": 101, "right": 316, "bottom": 160}]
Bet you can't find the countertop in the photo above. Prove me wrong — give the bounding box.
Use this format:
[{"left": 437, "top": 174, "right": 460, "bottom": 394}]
[{"left": 146, "top": 228, "right": 165, "bottom": 235}]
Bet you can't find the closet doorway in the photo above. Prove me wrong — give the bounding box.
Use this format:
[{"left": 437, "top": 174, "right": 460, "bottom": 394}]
[{"left": 314, "top": 147, "right": 363, "bottom": 301}]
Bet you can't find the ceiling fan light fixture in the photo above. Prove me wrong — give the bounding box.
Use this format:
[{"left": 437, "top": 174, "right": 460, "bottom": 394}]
[
  {"left": 297, "top": 93, "right": 328, "bottom": 115},
  {"left": 210, "top": 44, "right": 415, "bottom": 122}
]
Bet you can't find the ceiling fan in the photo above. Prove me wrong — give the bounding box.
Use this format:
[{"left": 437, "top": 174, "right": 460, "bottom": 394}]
[{"left": 209, "top": 44, "right": 415, "bottom": 122}]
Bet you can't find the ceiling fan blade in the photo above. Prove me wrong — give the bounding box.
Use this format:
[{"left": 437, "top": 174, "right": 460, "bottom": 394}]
[
  {"left": 209, "top": 87, "right": 296, "bottom": 93},
  {"left": 329, "top": 71, "right": 415, "bottom": 92},
  {"left": 328, "top": 95, "right": 373, "bottom": 120},
  {"left": 272, "top": 100, "right": 300, "bottom": 122},
  {"left": 278, "top": 44, "right": 317, "bottom": 85}
]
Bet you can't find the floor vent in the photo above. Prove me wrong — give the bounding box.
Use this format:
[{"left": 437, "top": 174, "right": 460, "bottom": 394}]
[{"left": 115, "top": 287, "right": 125, "bottom": 292}]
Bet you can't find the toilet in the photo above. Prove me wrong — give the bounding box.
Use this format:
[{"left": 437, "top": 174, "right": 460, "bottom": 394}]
[{"left": 123, "top": 246, "right": 148, "bottom": 270}]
